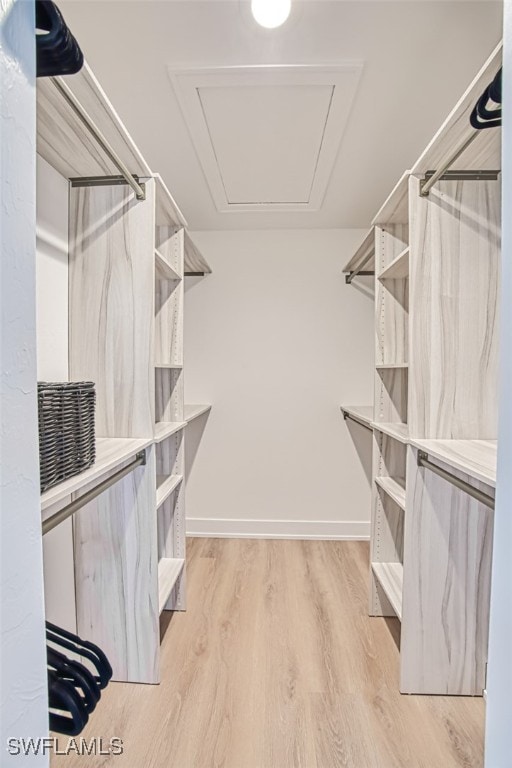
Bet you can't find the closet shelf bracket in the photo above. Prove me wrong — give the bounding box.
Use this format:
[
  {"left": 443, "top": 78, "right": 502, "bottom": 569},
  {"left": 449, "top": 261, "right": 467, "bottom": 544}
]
[
  {"left": 417, "top": 451, "right": 495, "bottom": 509},
  {"left": 345, "top": 247, "right": 375, "bottom": 284},
  {"left": 50, "top": 76, "right": 146, "bottom": 201},
  {"left": 420, "top": 139, "right": 500, "bottom": 197},
  {"left": 42, "top": 450, "right": 147, "bottom": 536}
]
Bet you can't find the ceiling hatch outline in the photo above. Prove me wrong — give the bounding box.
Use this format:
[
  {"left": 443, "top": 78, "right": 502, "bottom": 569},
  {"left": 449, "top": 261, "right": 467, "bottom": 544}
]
[{"left": 168, "top": 64, "right": 364, "bottom": 213}]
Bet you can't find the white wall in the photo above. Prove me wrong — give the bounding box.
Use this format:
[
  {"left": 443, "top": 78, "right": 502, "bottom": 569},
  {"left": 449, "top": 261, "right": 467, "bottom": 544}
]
[
  {"left": 36, "top": 156, "right": 77, "bottom": 632},
  {"left": 184, "top": 229, "right": 374, "bottom": 539},
  {"left": 0, "top": 1, "right": 49, "bottom": 762},
  {"left": 485, "top": 3, "right": 512, "bottom": 765}
]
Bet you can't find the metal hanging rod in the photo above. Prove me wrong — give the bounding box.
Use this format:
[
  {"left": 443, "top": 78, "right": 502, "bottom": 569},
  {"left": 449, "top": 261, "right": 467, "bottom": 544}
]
[
  {"left": 420, "top": 133, "right": 500, "bottom": 197},
  {"left": 345, "top": 247, "right": 375, "bottom": 284},
  {"left": 417, "top": 451, "right": 495, "bottom": 510},
  {"left": 341, "top": 410, "right": 373, "bottom": 432},
  {"left": 42, "top": 450, "right": 147, "bottom": 536},
  {"left": 50, "top": 76, "right": 146, "bottom": 201}
]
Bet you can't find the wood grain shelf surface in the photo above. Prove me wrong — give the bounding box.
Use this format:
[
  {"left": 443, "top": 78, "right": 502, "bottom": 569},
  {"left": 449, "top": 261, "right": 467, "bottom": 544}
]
[
  {"left": 410, "top": 438, "right": 497, "bottom": 488},
  {"left": 340, "top": 404, "right": 374, "bottom": 427},
  {"left": 41, "top": 436, "right": 153, "bottom": 511},
  {"left": 376, "top": 363, "right": 408, "bottom": 370},
  {"left": 342, "top": 228, "right": 375, "bottom": 274},
  {"left": 37, "top": 63, "right": 152, "bottom": 182},
  {"left": 375, "top": 476, "right": 406, "bottom": 510},
  {"left": 155, "top": 248, "right": 182, "bottom": 281},
  {"left": 372, "top": 561, "right": 403, "bottom": 620},
  {"left": 372, "top": 170, "right": 410, "bottom": 225},
  {"left": 158, "top": 557, "right": 185, "bottom": 614},
  {"left": 411, "top": 43, "right": 502, "bottom": 174},
  {"left": 184, "top": 231, "right": 212, "bottom": 275},
  {"left": 154, "top": 421, "right": 187, "bottom": 443},
  {"left": 154, "top": 173, "right": 187, "bottom": 229},
  {"left": 185, "top": 404, "right": 212, "bottom": 423},
  {"left": 156, "top": 474, "right": 184, "bottom": 508},
  {"left": 378, "top": 246, "right": 410, "bottom": 280},
  {"left": 372, "top": 422, "right": 409, "bottom": 444},
  {"left": 155, "top": 362, "right": 184, "bottom": 369}
]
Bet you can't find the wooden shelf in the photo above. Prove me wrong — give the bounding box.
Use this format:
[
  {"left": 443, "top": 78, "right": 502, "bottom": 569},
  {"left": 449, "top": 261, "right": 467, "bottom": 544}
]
[
  {"left": 376, "top": 363, "right": 408, "bottom": 370},
  {"left": 155, "top": 362, "right": 183, "bottom": 370},
  {"left": 340, "top": 405, "right": 373, "bottom": 428},
  {"left": 41, "top": 436, "right": 153, "bottom": 512},
  {"left": 372, "top": 422, "right": 409, "bottom": 444},
  {"left": 410, "top": 438, "right": 497, "bottom": 488},
  {"left": 372, "top": 562, "right": 403, "bottom": 620},
  {"left": 156, "top": 474, "right": 183, "bottom": 508},
  {"left": 185, "top": 404, "right": 212, "bottom": 423},
  {"left": 154, "top": 173, "right": 187, "bottom": 229},
  {"left": 372, "top": 170, "right": 410, "bottom": 226},
  {"left": 37, "top": 63, "right": 152, "bottom": 183},
  {"left": 411, "top": 43, "right": 501, "bottom": 175},
  {"left": 155, "top": 248, "right": 181, "bottom": 281},
  {"left": 154, "top": 421, "right": 186, "bottom": 443},
  {"left": 184, "top": 231, "right": 212, "bottom": 275},
  {"left": 375, "top": 476, "right": 406, "bottom": 510},
  {"left": 158, "top": 558, "right": 185, "bottom": 614},
  {"left": 343, "top": 228, "right": 375, "bottom": 275},
  {"left": 378, "top": 246, "right": 409, "bottom": 280}
]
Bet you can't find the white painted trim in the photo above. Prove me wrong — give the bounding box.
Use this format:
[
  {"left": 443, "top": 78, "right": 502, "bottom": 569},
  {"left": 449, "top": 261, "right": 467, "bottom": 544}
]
[
  {"left": 186, "top": 517, "right": 370, "bottom": 540},
  {"left": 168, "top": 64, "right": 363, "bottom": 213}
]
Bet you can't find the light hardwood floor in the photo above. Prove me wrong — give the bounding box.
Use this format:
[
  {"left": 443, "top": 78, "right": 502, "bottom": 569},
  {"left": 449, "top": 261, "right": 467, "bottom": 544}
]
[{"left": 51, "top": 539, "right": 485, "bottom": 767}]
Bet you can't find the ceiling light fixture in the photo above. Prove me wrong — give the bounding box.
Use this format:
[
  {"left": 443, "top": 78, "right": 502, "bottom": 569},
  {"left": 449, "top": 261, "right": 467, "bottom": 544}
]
[{"left": 251, "top": 0, "right": 291, "bottom": 29}]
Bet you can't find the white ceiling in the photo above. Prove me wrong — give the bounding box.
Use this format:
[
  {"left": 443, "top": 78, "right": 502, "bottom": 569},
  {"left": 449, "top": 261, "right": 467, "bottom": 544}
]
[{"left": 59, "top": 0, "right": 502, "bottom": 230}]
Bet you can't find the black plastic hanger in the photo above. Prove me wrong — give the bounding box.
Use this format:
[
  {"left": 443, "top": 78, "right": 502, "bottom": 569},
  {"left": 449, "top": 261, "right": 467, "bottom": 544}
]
[
  {"left": 470, "top": 68, "right": 502, "bottom": 130},
  {"left": 36, "top": 1, "right": 83, "bottom": 78},
  {"left": 47, "top": 647, "right": 100, "bottom": 713},
  {"left": 47, "top": 670, "right": 89, "bottom": 736},
  {"left": 46, "top": 621, "right": 112, "bottom": 689}
]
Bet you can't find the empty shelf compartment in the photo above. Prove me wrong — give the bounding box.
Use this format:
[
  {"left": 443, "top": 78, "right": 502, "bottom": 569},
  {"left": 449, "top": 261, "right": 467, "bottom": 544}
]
[{"left": 372, "top": 562, "right": 403, "bottom": 620}]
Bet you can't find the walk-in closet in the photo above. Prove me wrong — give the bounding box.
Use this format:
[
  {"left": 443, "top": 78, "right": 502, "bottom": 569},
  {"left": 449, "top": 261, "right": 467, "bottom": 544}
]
[{"left": 1, "top": 1, "right": 511, "bottom": 767}]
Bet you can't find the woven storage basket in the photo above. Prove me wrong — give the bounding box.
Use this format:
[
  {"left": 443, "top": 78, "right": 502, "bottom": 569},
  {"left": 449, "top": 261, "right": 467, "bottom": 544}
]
[{"left": 38, "top": 382, "right": 96, "bottom": 493}]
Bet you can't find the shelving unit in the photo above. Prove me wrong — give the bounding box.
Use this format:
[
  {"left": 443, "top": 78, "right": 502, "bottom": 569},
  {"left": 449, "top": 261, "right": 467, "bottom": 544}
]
[
  {"left": 374, "top": 476, "right": 406, "bottom": 510},
  {"left": 155, "top": 248, "right": 182, "bottom": 281},
  {"left": 156, "top": 474, "right": 184, "bottom": 508},
  {"left": 41, "top": 437, "right": 153, "bottom": 512},
  {"left": 372, "top": 422, "right": 409, "bottom": 444},
  {"left": 371, "top": 562, "right": 403, "bottom": 620},
  {"left": 185, "top": 404, "right": 212, "bottom": 423},
  {"left": 342, "top": 42, "right": 502, "bottom": 696},
  {"left": 158, "top": 558, "right": 185, "bottom": 615},
  {"left": 342, "top": 227, "right": 375, "bottom": 283},
  {"left": 340, "top": 405, "right": 373, "bottom": 430},
  {"left": 378, "top": 246, "right": 409, "bottom": 280},
  {"left": 35, "top": 61, "right": 213, "bottom": 686}
]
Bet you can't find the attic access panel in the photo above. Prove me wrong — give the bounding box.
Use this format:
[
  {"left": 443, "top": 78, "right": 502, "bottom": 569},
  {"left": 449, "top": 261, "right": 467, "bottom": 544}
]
[{"left": 168, "top": 65, "right": 363, "bottom": 213}]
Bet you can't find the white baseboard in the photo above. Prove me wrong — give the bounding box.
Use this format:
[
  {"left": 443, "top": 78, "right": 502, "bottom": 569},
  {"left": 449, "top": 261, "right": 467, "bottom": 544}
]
[{"left": 186, "top": 517, "right": 370, "bottom": 540}]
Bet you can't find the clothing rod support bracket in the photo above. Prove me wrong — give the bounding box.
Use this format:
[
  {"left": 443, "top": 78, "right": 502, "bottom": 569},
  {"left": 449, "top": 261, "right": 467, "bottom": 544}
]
[
  {"left": 42, "top": 449, "right": 147, "bottom": 536},
  {"left": 70, "top": 175, "right": 146, "bottom": 195},
  {"left": 420, "top": 169, "right": 500, "bottom": 196},
  {"left": 417, "top": 450, "right": 494, "bottom": 510},
  {"left": 345, "top": 271, "right": 374, "bottom": 283}
]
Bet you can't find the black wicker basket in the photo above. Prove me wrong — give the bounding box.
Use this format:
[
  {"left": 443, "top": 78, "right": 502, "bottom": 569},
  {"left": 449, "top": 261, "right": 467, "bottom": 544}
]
[{"left": 38, "top": 382, "right": 96, "bottom": 493}]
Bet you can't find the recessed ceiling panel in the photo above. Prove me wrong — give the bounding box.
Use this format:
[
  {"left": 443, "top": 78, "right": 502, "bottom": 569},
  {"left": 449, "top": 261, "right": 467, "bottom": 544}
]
[
  {"left": 168, "top": 64, "right": 363, "bottom": 213},
  {"left": 197, "top": 84, "right": 333, "bottom": 205}
]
